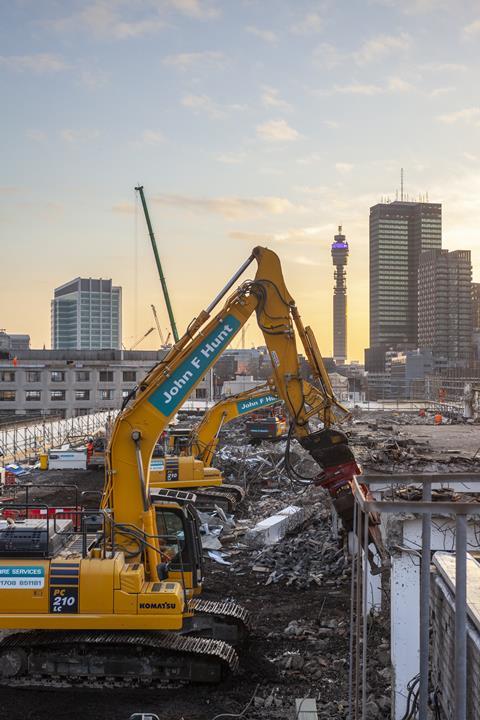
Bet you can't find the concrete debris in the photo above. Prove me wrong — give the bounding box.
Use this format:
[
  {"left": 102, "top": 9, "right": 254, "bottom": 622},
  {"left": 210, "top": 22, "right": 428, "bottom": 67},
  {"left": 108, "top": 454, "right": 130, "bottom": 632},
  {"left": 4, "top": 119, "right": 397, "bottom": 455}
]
[{"left": 245, "top": 505, "right": 308, "bottom": 547}]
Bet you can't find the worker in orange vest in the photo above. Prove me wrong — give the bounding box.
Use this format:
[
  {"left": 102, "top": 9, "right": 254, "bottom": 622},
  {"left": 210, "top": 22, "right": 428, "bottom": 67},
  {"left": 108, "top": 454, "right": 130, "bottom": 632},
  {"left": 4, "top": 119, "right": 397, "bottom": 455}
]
[{"left": 434, "top": 414, "right": 442, "bottom": 425}]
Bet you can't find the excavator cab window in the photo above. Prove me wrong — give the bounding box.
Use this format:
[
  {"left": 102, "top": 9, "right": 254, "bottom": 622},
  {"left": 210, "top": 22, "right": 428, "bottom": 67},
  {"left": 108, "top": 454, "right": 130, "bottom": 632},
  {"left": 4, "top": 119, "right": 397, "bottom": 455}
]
[{"left": 154, "top": 505, "right": 203, "bottom": 585}]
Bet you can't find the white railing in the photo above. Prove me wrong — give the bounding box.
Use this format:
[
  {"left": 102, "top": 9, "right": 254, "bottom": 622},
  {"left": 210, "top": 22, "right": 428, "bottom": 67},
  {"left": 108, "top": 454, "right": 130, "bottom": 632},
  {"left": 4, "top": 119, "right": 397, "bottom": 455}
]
[{"left": 0, "top": 411, "right": 118, "bottom": 464}]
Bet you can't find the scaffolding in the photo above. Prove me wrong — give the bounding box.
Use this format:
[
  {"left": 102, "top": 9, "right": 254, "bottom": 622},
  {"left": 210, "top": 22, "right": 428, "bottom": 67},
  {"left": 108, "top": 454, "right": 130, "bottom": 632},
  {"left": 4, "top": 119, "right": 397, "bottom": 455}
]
[{"left": 0, "top": 411, "right": 117, "bottom": 464}]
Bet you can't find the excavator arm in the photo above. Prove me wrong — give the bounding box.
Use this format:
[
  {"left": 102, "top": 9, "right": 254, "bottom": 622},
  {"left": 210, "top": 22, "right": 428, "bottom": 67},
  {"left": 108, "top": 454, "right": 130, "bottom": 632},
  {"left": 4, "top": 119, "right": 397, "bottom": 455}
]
[
  {"left": 104, "top": 246, "right": 378, "bottom": 574},
  {"left": 190, "top": 378, "right": 351, "bottom": 467},
  {"left": 190, "top": 383, "right": 280, "bottom": 465}
]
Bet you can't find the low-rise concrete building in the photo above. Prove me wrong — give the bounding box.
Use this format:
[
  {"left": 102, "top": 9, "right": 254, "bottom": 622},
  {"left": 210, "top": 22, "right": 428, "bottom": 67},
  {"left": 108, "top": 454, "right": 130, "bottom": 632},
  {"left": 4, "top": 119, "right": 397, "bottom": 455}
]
[{"left": 0, "top": 349, "right": 212, "bottom": 420}]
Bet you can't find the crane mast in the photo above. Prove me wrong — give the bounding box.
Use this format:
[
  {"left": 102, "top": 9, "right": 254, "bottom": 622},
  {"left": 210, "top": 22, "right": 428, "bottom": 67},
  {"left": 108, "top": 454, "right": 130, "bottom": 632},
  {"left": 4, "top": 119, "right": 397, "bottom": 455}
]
[
  {"left": 151, "top": 304, "right": 165, "bottom": 345},
  {"left": 135, "top": 185, "right": 179, "bottom": 343}
]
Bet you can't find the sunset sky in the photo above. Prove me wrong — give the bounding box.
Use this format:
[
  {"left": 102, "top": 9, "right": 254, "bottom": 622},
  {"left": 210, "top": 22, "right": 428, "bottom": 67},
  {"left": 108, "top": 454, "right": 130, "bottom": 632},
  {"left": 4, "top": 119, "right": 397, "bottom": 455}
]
[{"left": 2, "top": 0, "right": 480, "bottom": 360}]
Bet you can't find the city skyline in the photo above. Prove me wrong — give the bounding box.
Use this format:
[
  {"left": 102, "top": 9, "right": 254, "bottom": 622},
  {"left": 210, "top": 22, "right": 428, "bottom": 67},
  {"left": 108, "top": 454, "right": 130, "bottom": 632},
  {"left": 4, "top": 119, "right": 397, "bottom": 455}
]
[{"left": 2, "top": 1, "right": 480, "bottom": 360}]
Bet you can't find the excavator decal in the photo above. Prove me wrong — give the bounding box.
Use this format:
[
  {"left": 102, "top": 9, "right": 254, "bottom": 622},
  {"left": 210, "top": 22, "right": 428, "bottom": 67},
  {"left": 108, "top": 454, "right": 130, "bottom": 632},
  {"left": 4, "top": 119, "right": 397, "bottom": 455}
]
[
  {"left": 236, "top": 394, "right": 278, "bottom": 414},
  {"left": 149, "top": 315, "right": 241, "bottom": 414}
]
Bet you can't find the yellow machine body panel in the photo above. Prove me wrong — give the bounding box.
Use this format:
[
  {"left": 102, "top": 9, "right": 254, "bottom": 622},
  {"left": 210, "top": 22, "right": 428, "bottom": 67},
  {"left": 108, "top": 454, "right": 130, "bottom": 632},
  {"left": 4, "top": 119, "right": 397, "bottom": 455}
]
[
  {"left": 137, "top": 581, "right": 184, "bottom": 615},
  {"left": 0, "top": 552, "right": 186, "bottom": 630},
  {"left": 0, "top": 559, "right": 50, "bottom": 613},
  {"left": 150, "top": 456, "right": 223, "bottom": 489}
]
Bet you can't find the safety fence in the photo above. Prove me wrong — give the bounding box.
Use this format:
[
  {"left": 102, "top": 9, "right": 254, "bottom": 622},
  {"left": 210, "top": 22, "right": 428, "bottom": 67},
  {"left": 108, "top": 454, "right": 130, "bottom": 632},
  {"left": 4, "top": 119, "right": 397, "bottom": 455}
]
[
  {"left": 0, "top": 411, "right": 117, "bottom": 464},
  {"left": 349, "top": 473, "right": 480, "bottom": 720}
]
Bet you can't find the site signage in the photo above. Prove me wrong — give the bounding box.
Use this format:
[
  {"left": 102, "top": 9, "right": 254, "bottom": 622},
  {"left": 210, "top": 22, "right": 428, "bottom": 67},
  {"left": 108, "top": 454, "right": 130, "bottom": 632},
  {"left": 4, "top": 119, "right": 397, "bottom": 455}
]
[
  {"left": 149, "top": 315, "right": 241, "bottom": 416},
  {"left": 236, "top": 394, "right": 278, "bottom": 414},
  {"left": 0, "top": 566, "right": 45, "bottom": 589}
]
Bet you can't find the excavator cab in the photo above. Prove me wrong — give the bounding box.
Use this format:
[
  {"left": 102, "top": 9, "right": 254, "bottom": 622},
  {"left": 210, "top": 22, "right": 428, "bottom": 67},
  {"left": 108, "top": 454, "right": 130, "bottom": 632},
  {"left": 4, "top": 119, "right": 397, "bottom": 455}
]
[{"left": 151, "top": 493, "right": 204, "bottom": 592}]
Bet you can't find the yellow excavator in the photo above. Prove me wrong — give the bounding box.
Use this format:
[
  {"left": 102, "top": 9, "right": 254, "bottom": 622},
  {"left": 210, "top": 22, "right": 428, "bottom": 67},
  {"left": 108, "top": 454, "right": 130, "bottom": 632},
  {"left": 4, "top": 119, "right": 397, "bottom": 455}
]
[
  {"left": 0, "top": 246, "right": 363, "bottom": 686},
  {"left": 150, "top": 379, "right": 350, "bottom": 511},
  {"left": 150, "top": 383, "right": 282, "bottom": 511}
]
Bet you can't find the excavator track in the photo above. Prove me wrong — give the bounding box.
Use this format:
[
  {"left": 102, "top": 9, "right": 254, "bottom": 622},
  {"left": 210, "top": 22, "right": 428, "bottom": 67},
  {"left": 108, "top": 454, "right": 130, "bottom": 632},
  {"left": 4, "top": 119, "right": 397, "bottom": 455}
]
[
  {"left": 184, "top": 598, "right": 251, "bottom": 645},
  {"left": 189, "top": 598, "right": 251, "bottom": 628},
  {"left": 0, "top": 629, "right": 238, "bottom": 688},
  {"left": 193, "top": 486, "right": 243, "bottom": 513}
]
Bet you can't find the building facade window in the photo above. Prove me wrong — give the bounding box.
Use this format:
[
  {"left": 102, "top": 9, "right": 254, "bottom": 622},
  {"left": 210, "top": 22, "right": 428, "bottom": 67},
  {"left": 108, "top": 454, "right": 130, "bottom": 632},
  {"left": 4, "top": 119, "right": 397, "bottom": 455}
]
[
  {"left": 122, "top": 370, "right": 136, "bottom": 382},
  {"left": 195, "top": 388, "right": 207, "bottom": 399},
  {"left": 51, "top": 371, "right": 66, "bottom": 383},
  {"left": 122, "top": 389, "right": 130, "bottom": 399},
  {"left": 99, "top": 371, "right": 114, "bottom": 382},
  {"left": 0, "top": 390, "right": 15, "bottom": 401},
  {"left": 75, "top": 370, "right": 90, "bottom": 382},
  {"left": 75, "top": 389, "right": 90, "bottom": 401},
  {"left": 25, "top": 371, "right": 41, "bottom": 383},
  {"left": 0, "top": 371, "right": 15, "bottom": 382},
  {"left": 25, "top": 390, "right": 42, "bottom": 401},
  {"left": 99, "top": 389, "right": 114, "bottom": 400},
  {"left": 50, "top": 390, "right": 66, "bottom": 401}
]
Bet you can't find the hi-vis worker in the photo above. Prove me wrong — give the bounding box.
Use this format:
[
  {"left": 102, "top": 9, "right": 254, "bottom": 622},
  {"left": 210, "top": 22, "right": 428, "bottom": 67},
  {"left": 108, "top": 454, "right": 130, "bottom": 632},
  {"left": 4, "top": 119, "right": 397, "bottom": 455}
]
[{"left": 434, "top": 413, "right": 443, "bottom": 426}]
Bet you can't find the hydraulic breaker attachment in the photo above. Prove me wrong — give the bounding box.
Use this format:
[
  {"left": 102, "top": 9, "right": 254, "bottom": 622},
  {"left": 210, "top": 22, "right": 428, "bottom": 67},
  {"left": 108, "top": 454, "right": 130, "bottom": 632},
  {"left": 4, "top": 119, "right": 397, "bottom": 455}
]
[{"left": 299, "top": 429, "right": 387, "bottom": 573}]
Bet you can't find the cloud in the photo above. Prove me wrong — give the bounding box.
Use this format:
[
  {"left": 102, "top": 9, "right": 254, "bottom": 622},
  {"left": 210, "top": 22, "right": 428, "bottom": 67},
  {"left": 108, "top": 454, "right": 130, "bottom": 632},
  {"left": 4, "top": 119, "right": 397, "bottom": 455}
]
[
  {"left": 294, "top": 255, "right": 322, "bottom": 266},
  {"left": 335, "top": 162, "right": 354, "bottom": 174},
  {"left": 162, "top": 50, "right": 225, "bottom": 69},
  {"left": 80, "top": 67, "right": 110, "bottom": 89},
  {"left": 181, "top": 93, "right": 224, "bottom": 118},
  {"left": 387, "top": 76, "right": 415, "bottom": 92},
  {"left": 463, "top": 19, "right": 480, "bottom": 38},
  {"left": 256, "top": 119, "right": 300, "bottom": 142},
  {"left": 216, "top": 152, "right": 246, "bottom": 164},
  {"left": 47, "top": 2, "right": 165, "bottom": 40},
  {"left": 151, "top": 194, "right": 299, "bottom": 218},
  {"left": 291, "top": 13, "right": 323, "bottom": 35},
  {"left": 312, "top": 43, "right": 344, "bottom": 69},
  {"left": 26, "top": 129, "right": 47, "bottom": 142},
  {"left": 296, "top": 152, "right": 323, "bottom": 166},
  {"left": 354, "top": 32, "right": 411, "bottom": 65},
  {"left": 0, "top": 53, "right": 69, "bottom": 73},
  {"left": 0, "top": 186, "right": 21, "bottom": 195},
  {"left": 333, "top": 83, "right": 383, "bottom": 96},
  {"left": 463, "top": 152, "right": 478, "bottom": 162},
  {"left": 429, "top": 86, "right": 454, "bottom": 97},
  {"left": 421, "top": 61, "right": 467, "bottom": 73},
  {"left": 246, "top": 26, "right": 278, "bottom": 43},
  {"left": 323, "top": 120, "right": 340, "bottom": 129},
  {"left": 437, "top": 107, "right": 480, "bottom": 125},
  {"left": 140, "top": 129, "right": 165, "bottom": 145},
  {"left": 327, "top": 77, "right": 414, "bottom": 97},
  {"left": 399, "top": 0, "right": 447, "bottom": 15},
  {"left": 112, "top": 202, "right": 135, "bottom": 214},
  {"left": 60, "top": 129, "right": 100, "bottom": 143},
  {"left": 294, "top": 185, "right": 329, "bottom": 196},
  {"left": 167, "top": 0, "right": 220, "bottom": 19},
  {"left": 230, "top": 224, "right": 333, "bottom": 245},
  {"left": 261, "top": 86, "right": 292, "bottom": 110}
]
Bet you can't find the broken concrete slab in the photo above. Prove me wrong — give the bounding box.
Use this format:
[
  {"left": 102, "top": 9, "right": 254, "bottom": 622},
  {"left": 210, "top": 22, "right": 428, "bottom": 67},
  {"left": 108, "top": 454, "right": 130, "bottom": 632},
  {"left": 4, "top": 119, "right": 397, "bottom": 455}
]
[{"left": 244, "top": 505, "right": 306, "bottom": 546}]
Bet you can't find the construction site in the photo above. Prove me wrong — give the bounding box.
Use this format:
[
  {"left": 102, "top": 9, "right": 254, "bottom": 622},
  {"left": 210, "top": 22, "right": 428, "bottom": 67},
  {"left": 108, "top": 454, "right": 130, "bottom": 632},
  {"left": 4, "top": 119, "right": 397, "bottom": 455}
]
[
  {"left": 1, "top": 232, "right": 480, "bottom": 720},
  {"left": 3, "top": 2, "right": 480, "bottom": 714}
]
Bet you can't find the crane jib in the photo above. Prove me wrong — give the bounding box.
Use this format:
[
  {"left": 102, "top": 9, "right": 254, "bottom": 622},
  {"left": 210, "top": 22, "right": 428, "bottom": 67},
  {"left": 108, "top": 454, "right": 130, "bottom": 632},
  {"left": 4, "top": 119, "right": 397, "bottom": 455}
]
[
  {"left": 236, "top": 394, "right": 278, "bottom": 414},
  {"left": 148, "top": 315, "right": 241, "bottom": 416}
]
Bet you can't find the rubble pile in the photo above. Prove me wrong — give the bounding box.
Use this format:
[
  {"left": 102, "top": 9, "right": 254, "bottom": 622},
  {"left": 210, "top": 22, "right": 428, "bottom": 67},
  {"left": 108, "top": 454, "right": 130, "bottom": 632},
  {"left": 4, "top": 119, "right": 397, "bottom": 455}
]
[
  {"left": 350, "top": 419, "right": 480, "bottom": 473},
  {"left": 239, "top": 497, "right": 347, "bottom": 590}
]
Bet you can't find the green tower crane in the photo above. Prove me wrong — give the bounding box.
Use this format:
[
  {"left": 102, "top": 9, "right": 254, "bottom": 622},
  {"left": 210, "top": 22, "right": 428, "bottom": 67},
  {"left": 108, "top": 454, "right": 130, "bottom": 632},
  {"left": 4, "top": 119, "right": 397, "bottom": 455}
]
[{"left": 135, "top": 185, "right": 179, "bottom": 343}]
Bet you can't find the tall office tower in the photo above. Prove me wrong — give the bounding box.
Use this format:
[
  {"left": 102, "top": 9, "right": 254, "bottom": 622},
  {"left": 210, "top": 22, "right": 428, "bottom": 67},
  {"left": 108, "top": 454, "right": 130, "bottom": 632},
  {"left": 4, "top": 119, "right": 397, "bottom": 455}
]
[
  {"left": 51, "top": 278, "right": 122, "bottom": 350},
  {"left": 331, "top": 226, "right": 349, "bottom": 362},
  {"left": 472, "top": 283, "right": 480, "bottom": 331},
  {"left": 418, "top": 249, "right": 473, "bottom": 364},
  {"left": 369, "top": 200, "right": 442, "bottom": 349}
]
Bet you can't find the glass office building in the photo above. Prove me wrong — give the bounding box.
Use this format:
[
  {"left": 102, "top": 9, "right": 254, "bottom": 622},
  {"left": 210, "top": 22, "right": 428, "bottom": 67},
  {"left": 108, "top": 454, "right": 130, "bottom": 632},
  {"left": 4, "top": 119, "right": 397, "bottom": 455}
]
[{"left": 51, "top": 278, "right": 122, "bottom": 350}]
